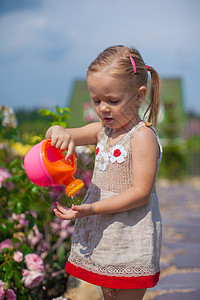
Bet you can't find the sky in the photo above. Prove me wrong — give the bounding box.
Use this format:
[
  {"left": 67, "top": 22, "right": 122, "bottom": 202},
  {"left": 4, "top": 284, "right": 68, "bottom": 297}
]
[{"left": 0, "top": 0, "right": 200, "bottom": 114}]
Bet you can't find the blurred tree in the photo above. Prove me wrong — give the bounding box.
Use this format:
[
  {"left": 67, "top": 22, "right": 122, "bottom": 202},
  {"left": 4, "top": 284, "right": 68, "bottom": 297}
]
[{"left": 158, "top": 100, "right": 186, "bottom": 180}]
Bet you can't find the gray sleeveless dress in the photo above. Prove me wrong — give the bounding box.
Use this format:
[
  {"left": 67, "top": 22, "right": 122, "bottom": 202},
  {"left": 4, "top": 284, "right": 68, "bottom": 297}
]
[{"left": 65, "top": 123, "right": 162, "bottom": 289}]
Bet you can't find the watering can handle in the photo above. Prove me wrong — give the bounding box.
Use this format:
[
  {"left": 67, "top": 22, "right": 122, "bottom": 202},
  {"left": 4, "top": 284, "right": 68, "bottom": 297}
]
[{"left": 45, "top": 139, "right": 77, "bottom": 168}]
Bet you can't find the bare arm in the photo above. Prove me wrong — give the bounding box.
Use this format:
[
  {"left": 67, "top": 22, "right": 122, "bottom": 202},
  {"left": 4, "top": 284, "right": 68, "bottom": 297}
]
[
  {"left": 45, "top": 122, "right": 102, "bottom": 159},
  {"left": 54, "top": 127, "right": 159, "bottom": 219}
]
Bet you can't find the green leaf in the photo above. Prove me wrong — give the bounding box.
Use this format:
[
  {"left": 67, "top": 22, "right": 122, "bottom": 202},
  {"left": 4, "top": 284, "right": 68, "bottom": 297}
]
[
  {"left": 19, "top": 243, "right": 32, "bottom": 255},
  {"left": 38, "top": 108, "right": 51, "bottom": 117},
  {"left": 58, "top": 244, "right": 65, "bottom": 263},
  {"left": 6, "top": 269, "right": 13, "bottom": 280},
  {"left": 0, "top": 253, "right": 4, "bottom": 262},
  {"left": 10, "top": 158, "right": 19, "bottom": 167},
  {"left": 12, "top": 237, "right": 21, "bottom": 244},
  {"left": 3, "top": 264, "right": 14, "bottom": 280},
  {"left": 0, "top": 223, "right": 7, "bottom": 233},
  {"left": 16, "top": 201, "right": 22, "bottom": 214},
  {"left": 17, "top": 293, "right": 27, "bottom": 300},
  {"left": 13, "top": 269, "right": 22, "bottom": 288}
]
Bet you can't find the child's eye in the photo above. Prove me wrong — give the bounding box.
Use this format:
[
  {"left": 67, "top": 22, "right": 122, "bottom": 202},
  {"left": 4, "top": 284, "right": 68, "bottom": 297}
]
[
  {"left": 92, "top": 99, "right": 100, "bottom": 105},
  {"left": 109, "top": 99, "right": 120, "bottom": 104}
]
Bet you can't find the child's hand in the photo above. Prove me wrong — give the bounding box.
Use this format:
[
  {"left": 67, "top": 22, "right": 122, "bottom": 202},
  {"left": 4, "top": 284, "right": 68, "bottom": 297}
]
[
  {"left": 45, "top": 125, "right": 74, "bottom": 159},
  {"left": 53, "top": 202, "right": 93, "bottom": 220}
]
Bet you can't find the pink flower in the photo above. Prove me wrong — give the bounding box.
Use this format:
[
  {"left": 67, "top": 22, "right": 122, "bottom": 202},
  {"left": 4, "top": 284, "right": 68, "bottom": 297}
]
[
  {"left": 60, "top": 220, "right": 74, "bottom": 235},
  {"left": 0, "top": 287, "right": 5, "bottom": 300},
  {"left": 67, "top": 226, "right": 74, "bottom": 235},
  {"left": 27, "top": 210, "right": 38, "bottom": 219},
  {"left": 13, "top": 251, "right": 23, "bottom": 262},
  {"left": 0, "top": 167, "right": 12, "bottom": 188},
  {"left": 25, "top": 253, "right": 44, "bottom": 272},
  {"left": 0, "top": 280, "right": 5, "bottom": 300},
  {"left": 83, "top": 102, "right": 99, "bottom": 122},
  {"left": 11, "top": 213, "right": 18, "bottom": 220},
  {"left": 18, "top": 213, "right": 29, "bottom": 227},
  {"left": 11, "top": 213, "right": 29, "bottom": 229},
  {"left": 37, "top": 240, "right": 48, "bottom": 253},
  {"left": 5, "top": 180, "right": 14, "bottom": 191},
  {"left": 22, "top": 254, "right": 45, "bottom": 289},
  {"left": 60, "top": 220, "right": 71, "bottom": 230},
  {"left": 27, "top": 224, "right": 43, "bottom": 247},
  {"left": 0, "top": 239, "right": 12, "bottom": 252},
  {"left": 22, "top": 269, "right": 30, "bottom": 276},
  {"left": 60, "top": 230, "right": 69, "bottom": 239},
  {"left": 22, "top": 270, "right": 44, "bottom": 288},
  {"left": 5, "top": 289, "right": 16, "bottom": 300},
  {"left": 83, "top": 101, "right": 91, "bottom": 110},
  {"left": 49, "top": 221, "right": 60, "bottom": 234}
]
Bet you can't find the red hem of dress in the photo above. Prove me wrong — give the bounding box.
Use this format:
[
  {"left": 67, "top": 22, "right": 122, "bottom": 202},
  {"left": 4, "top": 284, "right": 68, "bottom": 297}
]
[{"left": 65, "top": 261, "right": 160, "bottom": 289}]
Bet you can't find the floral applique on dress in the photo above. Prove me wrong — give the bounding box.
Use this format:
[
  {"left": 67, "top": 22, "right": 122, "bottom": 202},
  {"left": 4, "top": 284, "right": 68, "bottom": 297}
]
[
  {"left": 109, "top": 145, "right": 127, "bottom": 164},
  {"left": 95, "top": 142, "right": 104, "bottom": 157},
  {"left": 95, "top": 142, "right": 109, "bottom": 171},
  {"left": 95, "top": 143, "right": 127, "bottom": 171}
]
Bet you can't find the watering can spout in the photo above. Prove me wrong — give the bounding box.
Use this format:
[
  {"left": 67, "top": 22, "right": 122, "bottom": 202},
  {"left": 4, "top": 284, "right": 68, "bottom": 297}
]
[{"left": 63, "top": 177, "right": 84, "bottom": 197}]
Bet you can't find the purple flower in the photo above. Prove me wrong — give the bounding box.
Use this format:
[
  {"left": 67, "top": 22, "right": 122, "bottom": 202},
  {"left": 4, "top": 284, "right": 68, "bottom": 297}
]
[
  {"left": 0, "top": 168, "right": 12, "bottom": 188},
  {"left": 48, "top": 185, "right": 64, "bottom": 201},
  {"left": 0, "top": 281, "right": 16, "bottom": 300},
  {"left": 5, "top": 289, "right": 16, "bottom": 300},
  {"left": 5, "top": 180, "right": 14, "bottom": 191},
  {"left": 82, "top": 170, "right": 92, "bottom": 188}
]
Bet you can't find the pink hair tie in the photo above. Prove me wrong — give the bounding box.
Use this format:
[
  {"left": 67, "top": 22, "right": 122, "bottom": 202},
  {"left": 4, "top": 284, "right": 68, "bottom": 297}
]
[
  {"left": 146, "top": 65, "right": 151, "bottom": 71},
  {"left": 129, "top": 54, "right": 137, "bottom": 74}
]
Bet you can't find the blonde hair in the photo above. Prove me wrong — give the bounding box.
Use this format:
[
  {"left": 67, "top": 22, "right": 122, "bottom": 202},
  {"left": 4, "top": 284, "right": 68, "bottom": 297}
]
[{"left": 87, "top": 45, "right": 161, "bottom": 127}]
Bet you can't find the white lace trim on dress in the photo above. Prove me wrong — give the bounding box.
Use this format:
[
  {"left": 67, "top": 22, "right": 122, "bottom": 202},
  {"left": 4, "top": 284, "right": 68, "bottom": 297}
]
[{"left": 68, "top": 255, "right": 159, "bottom": 278}]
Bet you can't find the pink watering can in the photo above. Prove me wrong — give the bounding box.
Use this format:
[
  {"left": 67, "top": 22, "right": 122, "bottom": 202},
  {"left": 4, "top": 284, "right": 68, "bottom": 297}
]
[{"left": 24, "top": 139, "right": 84, "bottom": 197}]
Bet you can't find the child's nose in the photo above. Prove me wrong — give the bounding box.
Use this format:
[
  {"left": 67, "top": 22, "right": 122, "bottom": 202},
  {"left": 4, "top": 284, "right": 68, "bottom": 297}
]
[{"left": 99, "top": 102, "right": 109, "bottom": 113}]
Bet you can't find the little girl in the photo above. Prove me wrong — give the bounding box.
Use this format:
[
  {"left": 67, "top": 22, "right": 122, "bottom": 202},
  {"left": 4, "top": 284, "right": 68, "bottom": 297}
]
[{"left": 46, "top": 45, "right": 162, "bottom": 300}]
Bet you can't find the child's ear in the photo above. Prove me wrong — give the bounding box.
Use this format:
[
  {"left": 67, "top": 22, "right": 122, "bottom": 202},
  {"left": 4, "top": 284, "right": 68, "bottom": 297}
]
[{"left": 136, "top": 86, "right": 146, "bottom": 106}]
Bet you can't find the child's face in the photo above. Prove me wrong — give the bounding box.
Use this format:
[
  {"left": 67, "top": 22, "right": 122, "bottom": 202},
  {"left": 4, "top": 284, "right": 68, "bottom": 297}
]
[{"left": 87, "top": 72, "right": 146, "bottom": 131}]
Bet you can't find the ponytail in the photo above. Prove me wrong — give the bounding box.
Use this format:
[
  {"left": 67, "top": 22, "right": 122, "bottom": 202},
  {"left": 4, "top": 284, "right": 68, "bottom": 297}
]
[{"left": 144, "top": 67, "right": 161, "bottom": 127}]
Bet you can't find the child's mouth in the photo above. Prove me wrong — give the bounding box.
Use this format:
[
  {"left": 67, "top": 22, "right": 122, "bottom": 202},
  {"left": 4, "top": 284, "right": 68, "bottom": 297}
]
[{"left": 103, "top": 117, "right": 113, "bottom": 123}]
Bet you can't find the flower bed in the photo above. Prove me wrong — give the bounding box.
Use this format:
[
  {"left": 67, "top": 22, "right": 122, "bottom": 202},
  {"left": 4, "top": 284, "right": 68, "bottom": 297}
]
[{"left": 0, "top": 106, "right": 94, "bottom": 299}]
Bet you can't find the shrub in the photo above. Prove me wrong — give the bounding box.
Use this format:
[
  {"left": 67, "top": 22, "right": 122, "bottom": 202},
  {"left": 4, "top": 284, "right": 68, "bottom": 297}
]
[{"left": 0, "top": 105, "right": 89, "bottom": 299}]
